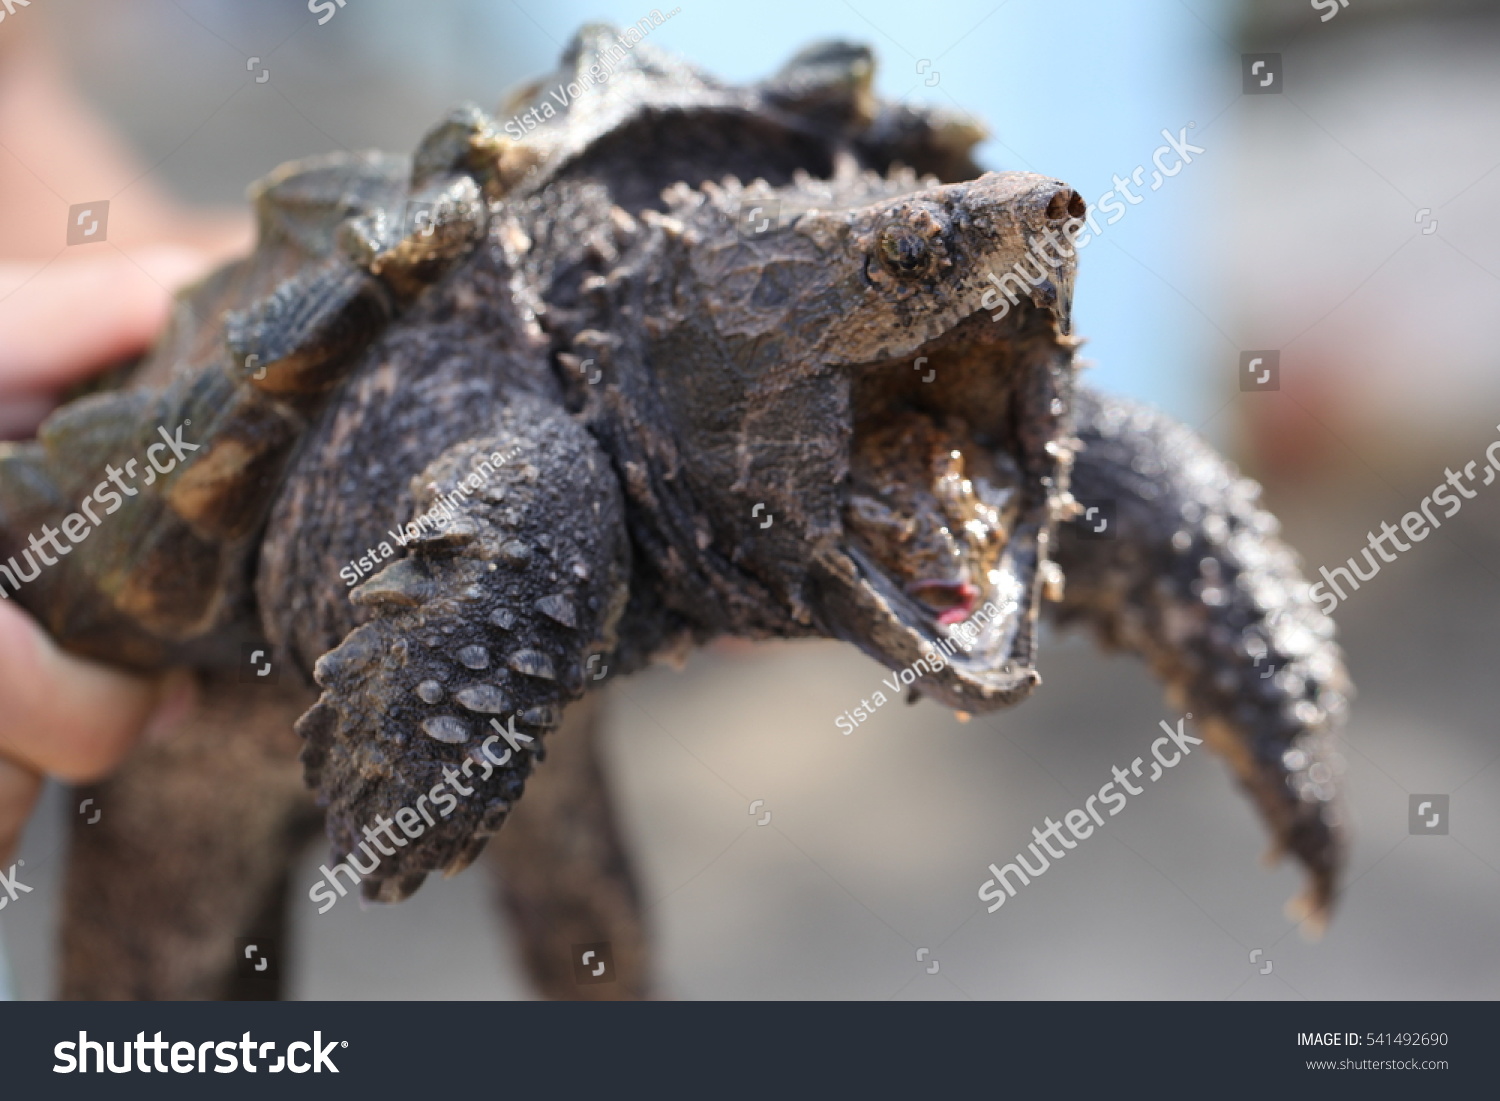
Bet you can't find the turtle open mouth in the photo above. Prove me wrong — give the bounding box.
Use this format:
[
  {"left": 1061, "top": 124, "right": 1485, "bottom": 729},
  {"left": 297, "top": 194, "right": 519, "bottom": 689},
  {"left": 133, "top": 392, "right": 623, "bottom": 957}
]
[
  {"left": 838, "top": 296, "right": 1076, "bottom": 710},
  {"left": 847, "top": 410, "right": 1021, "bottom": 626}
]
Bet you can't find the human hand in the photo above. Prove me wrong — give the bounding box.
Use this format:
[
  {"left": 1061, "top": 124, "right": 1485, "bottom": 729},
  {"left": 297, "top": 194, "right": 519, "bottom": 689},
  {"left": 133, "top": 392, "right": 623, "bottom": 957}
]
[{"left": 0, "top": 250, "right": 215, "bottom": 865}]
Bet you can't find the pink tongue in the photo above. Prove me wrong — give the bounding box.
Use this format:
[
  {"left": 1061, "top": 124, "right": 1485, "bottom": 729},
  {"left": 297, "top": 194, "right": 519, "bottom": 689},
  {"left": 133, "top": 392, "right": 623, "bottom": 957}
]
[
  {"left": 910, "top": 579, "right": 979, "bottom": 625},
  {"left": 938, "top": 596, "right": 976, "bottom": 626}
]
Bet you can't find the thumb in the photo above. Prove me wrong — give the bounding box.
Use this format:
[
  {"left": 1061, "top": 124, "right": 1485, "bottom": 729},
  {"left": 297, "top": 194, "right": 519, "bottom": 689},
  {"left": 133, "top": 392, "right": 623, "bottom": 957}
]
[
  {"left": 0, "top": 599, "right": 189, "bottom": 784},
  {"left": 0, "top": 756, "right": 41, "bottom": 868},
  {"left": 0, "top": 245, "right": 215, "bottom": 393}
]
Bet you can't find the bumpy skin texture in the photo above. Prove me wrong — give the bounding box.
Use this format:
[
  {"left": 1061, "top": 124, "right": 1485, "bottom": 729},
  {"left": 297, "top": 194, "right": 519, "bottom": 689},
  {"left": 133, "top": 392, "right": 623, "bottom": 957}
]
[
  {"left": 0, "top": 24, "right": 1350, "bottom": 998},
  {"left": 295, "top": 398, "right": 630, "bottom": 899},
  {"left": 1052, "top": 391, "right": 1348, "bottom": 919}
]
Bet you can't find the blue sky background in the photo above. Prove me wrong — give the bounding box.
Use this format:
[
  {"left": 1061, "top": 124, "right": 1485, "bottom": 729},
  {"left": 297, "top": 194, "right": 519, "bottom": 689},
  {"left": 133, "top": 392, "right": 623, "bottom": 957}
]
[
  {"left": 451, "top": 0, "right": 1235, "bottom": 425},
  {"left": 64, "top": 0, "right": 1237, "bottom": 424}
]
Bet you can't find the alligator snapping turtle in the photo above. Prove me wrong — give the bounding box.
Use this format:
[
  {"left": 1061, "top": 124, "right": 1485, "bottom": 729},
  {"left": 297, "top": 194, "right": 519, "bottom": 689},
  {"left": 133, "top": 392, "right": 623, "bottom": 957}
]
[{"left": 0, "top": 25, "right": 1349, "bottom": 1000}]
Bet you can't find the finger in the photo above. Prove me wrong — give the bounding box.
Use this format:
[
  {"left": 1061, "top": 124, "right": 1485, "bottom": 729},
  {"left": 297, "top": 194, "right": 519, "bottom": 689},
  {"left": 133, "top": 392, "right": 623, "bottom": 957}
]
[
  {"left": 0, "top": 394, "right": 55, "bottom": 441},
  {"left": 0, "top": 599, "right": 166, "bottom": 783},
  {"left": 0, "top": 245, "right": 217, "bottom": 393},
  {"left": 0, "top": 754, "right": 42, "bottom": 868}
]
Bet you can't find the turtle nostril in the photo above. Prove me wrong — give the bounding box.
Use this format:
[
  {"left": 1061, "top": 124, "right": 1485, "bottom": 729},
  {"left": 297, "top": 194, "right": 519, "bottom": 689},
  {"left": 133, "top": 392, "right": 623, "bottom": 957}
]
[{"left": 1045, "top": 189, "right": 1085, "bottom": 221}]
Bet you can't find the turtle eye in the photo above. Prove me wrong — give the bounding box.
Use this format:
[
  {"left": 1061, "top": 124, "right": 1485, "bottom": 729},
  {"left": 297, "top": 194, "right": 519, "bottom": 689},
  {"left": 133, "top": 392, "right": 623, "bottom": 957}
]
[{"left": 877, "top": 224, "right": 933, "bottom": 278}]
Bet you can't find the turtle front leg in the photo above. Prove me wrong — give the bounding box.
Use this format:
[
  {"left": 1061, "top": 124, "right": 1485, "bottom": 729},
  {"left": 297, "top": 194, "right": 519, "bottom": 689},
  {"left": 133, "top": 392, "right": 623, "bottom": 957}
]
[
  {"left": 296, "top": 399, "right": 631, "bottom": 905},
  {"left": 1048, "top": 387, "right": 1351, "bottom": 927}
]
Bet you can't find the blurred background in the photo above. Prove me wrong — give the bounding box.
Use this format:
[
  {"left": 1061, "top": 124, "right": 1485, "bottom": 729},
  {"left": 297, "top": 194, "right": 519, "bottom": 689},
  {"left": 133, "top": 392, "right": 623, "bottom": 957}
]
[{"left": 1, "top": 0, "right": 1496, "bottom": 999}]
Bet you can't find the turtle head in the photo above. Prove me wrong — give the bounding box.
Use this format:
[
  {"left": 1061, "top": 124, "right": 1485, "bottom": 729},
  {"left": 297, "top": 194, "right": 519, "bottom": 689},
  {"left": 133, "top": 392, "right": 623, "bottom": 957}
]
[{"left": 637, "top": 169, "right": 1084, "bottom": 711}]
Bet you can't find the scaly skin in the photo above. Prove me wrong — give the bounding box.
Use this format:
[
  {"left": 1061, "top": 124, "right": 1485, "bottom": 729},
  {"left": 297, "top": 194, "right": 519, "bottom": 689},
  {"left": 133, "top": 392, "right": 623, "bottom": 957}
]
[
  {"left": 1051, "top": 388, "right": 1349, "bottom": 924},
  {"left": 292, "top": 398, "right": 630, "bottom": 901},
  {"left": 0, "top": 28, "right": 1353, "bottom": 1001}
]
